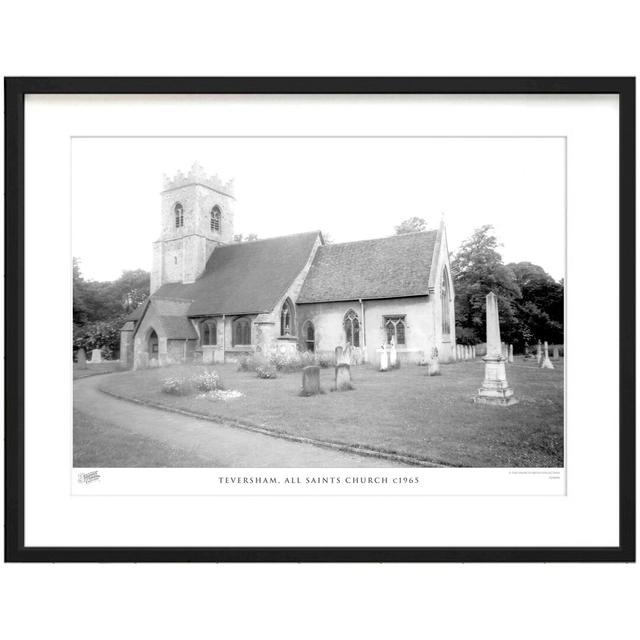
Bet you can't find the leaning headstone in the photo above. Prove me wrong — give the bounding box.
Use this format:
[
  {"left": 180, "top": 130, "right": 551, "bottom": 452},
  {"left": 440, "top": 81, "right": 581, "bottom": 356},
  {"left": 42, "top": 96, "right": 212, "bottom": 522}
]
[
  {"left": 474, "top": 292, "right": 518, "bottom": 405},
  {"left": 377, "top": 345, "right": 389, "bottom": 372},
  {"left": 553, "top": 346, "right": 560, "bottom": 359},
  {"left": 508, "top": 344, "right": 514, "bottom": 363},
  {"left": 91, "top": 348, "right": 102, "bottom": 363},
  {"left": 334, "top": 346, "right": 343, "bottom": 365},
  {"left": 76, "top": 347, "right": 87, "bottom": 369},
  {"left": 389, "top": 338, "right": 398, "bottom": 368},
  {"left": 301, "top": 365, "right": 321, "bottom": 395},
  {"left": 334, "top": 363, "right": 352, "bottom": 391},
  {"left": 540, "top": 341, "right": 555, "bottom": 369}
]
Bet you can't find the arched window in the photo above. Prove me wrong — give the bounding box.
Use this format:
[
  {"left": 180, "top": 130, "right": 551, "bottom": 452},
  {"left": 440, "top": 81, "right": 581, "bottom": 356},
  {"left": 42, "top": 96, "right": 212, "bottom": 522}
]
[
  {"left": 303, "top": 321, "right": 315, "bottom": 352},
  {"left": 385, "top": 316, "right": 406, "bottom": 345},
  {"left": 233, "top": 318, "right": 251, "bottom": 346},
  {"left": 280, "top": 299, "right": 295, "bottom": 336},
  {"left": 147, "top": 328, "right": 159, "bottom": 355},
  {"left": 174, "top": 202, "right": 184, "bottom": 228},
  {"left": 441, "top": 267, "right": 451, "bottom": 336},
  {"left": 210, "top": 205, "right": 222, "bottom": 232},
  {"left": 201, "top": 320, "right": 217, "bottom": 346},
  {"left": 343, "top": 309, "right": 360, "bottom": 348}
]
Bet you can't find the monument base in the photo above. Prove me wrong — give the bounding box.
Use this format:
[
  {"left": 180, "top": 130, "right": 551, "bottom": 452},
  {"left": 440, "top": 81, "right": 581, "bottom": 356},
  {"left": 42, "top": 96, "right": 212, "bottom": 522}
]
[
  {"left": 474, "top": 387, "right": 519, "bottom": 406},
  {"left": 474, "top": 356, "right": 519, "bottom": 406}
]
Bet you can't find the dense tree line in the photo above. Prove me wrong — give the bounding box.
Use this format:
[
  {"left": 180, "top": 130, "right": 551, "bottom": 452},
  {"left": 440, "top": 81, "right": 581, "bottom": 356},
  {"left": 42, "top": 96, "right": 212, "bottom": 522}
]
[
  {"left": 452, "top": 225, "right": 563, "bottom": 350},
  {"left": 73, "top": 258, "right": 150, "bottom": 357}
]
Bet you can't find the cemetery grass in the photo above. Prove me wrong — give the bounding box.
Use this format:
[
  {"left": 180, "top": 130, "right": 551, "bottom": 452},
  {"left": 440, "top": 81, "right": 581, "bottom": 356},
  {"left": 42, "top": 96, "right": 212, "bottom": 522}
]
[
  {"left": 73, "top": 361, "right": 125, "bottom": 379},
  {"left": 73, "top": 408, "right": 211, "bottom": 467},
  {"left": 97, "top": 361, "right": 564, "bottom": 467}
]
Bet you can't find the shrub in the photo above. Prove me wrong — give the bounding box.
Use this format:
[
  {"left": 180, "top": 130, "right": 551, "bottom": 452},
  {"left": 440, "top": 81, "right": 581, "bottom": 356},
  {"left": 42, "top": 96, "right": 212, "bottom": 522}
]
[
  {"left": 256, "top": 365, "right": 277, "bottom": 379},
  {"left": 191, "top": 369, "right": 224, "bottom": 392},
  {"left": 161, "top": 368, "right": 224, "bottom": 395},
  {"left": 162, "top": 375, "right": 193, "bottom": 396},
  {"left": 315, "top": 353, "right": 333, "bottom": 368},
  {"left": 238, "top": 351, "right": 332, "bottom": 374}
]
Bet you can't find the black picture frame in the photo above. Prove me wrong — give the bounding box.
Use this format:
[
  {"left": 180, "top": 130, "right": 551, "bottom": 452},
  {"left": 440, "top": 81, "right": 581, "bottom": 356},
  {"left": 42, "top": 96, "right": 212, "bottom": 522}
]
[{"left": 4, "top": 77, "right": 635, "bottom": 563}]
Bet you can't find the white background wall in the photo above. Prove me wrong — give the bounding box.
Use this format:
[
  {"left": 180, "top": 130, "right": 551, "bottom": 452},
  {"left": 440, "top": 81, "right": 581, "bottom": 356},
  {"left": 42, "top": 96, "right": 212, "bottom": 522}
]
[{"left": 1, "top": 2, "right": 638, "bottom": 640}]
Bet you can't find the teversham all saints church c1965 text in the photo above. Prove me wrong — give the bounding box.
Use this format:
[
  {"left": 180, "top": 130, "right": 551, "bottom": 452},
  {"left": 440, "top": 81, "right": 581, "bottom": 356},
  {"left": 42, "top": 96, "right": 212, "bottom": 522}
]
[{"left": 119, "top": 163, "right": 457, "bottom": 369}]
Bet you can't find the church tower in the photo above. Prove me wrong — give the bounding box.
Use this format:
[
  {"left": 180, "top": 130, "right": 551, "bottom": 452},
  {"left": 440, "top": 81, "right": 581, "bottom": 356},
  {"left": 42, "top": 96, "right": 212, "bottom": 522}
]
[{"left": 151, "top": 163, "right": 235, "bottom": 293}]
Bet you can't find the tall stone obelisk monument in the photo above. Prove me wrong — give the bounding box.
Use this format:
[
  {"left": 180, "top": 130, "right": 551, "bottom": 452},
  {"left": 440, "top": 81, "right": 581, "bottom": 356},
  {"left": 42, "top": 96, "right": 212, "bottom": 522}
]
[{"left": 474, "top": 292, "right": 518, "bottom": 405}]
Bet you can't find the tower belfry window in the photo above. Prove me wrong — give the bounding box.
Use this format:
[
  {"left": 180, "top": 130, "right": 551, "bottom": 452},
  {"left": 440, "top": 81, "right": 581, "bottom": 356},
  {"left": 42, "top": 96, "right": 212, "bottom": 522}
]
[
  {"left": 210, "top": 205, "right": 222, "bottom": 232},
  {"left": 174, "top": 202, "right": 184, "bottom": 228}
]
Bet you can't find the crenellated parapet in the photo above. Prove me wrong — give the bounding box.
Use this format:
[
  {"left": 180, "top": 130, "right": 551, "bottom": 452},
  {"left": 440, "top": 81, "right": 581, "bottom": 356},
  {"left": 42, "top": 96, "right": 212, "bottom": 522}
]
[{"left": 163, "top": 162, "right": 234, "bottom": 198}]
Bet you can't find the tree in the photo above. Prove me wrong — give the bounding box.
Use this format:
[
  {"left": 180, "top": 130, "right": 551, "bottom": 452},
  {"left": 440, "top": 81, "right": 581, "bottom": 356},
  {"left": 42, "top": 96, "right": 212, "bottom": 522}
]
[
  {"left": 450, "top": 227, "right": 564, "bottom": 349},
  {"left": 451, "top": 225, "right": 521, "bottom": 344},
  {"left": 73, "top": 258, "right": 150, "bottom": 323},
  {"left": 394, "top": 217, "right": 428, "bottom": 235},
  {"left": 113, "top": 269, "right": 151, "bottom": 313},
  {"left": 507, "top": 262, "right": 564, "bottom": 344},
  {"left": 73, "top": 258, "right": 90, "bottom": 325}
]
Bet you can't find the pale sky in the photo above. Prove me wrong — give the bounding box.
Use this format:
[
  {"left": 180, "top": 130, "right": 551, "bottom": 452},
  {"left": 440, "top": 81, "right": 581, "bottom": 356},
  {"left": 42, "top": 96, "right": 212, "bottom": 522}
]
[{"left": 72, "top": 137, "right": 565, "bottom": 282}]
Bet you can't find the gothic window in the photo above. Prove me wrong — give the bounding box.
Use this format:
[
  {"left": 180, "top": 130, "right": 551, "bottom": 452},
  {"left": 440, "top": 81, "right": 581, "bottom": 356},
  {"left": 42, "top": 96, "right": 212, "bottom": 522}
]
[
  {"left": 384, "top": 316, "right": 406, "bottom": 345},
  {"left": 441, "top": 267, "right": 451, "bottom": 336},
  {"left": 201, "top": 320, "right": 217, "bottom": 346},
  {"left": 303, "top": 320, "right": 315, "bottom": 352},
  {"left": 280, "top": 299, "right": 295, "bottom": 336},
  {"left": 174, "top": 202, "right": 184, "bottom": 228},
  {"left": 233, "top": 318, "right": 251, "bottom": 346},
  {"left": 343, "top": 309, "right": 360, "bottom": 348},
  {"left": 210, "top": 205, "right": 222, "bottom": 232}
]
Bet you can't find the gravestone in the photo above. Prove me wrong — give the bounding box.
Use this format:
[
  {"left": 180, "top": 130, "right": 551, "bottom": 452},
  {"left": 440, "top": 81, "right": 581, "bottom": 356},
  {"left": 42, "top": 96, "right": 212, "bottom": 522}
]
[
  {"left": 540, "top": 341, "right": 555, "bottom": 369},
  {"left": 377, "top": 345, "right": 389, "bottom": 372},
  {"left": 389, "top": 338, "right": 398, "bottom": 368},
  {"left": 76, "top": 347, "right": 87, "bottom": 369},
  {"left": 343, "top": 343, "right": 352, "bottom": 365},
  {"left": 466, "top": 345, "right": 471, "bottom": 360},
  {"left": 427, "top": 349, "right": 440, "bottom": 376},
  {"left": 91, "top": 348, "right": 102, "bottom": 363},
  {"left": 301, "top": 365, "right": 321, "bottom": 395},
  {"left": 536, "top": 340, "right": 542, "bottom": 365},
  {"left": 457, "top": 344, "right": 462, "bottom": 361},
  {"left": 553, "top": 346, "right": 560, "bottom": 359},
  {"left": 334, "top": 363, "right": 352, "bottom": 391},
  {"left": 508, "top": 344, "right": 514, "bottom": 363},
  {"left": 474, "top": 292, "right": 518, "bottom": 406},
  {"left": 334, "top": 346, "right": 343, "bottom": 365},
  {"left": 472, "top": 345, "right": 476, "bottom": 359}
]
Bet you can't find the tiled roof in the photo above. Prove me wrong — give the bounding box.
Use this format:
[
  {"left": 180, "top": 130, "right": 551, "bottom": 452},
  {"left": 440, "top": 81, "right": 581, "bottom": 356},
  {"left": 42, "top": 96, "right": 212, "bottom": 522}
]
[
  {"left": 297, "top": 231, "right": 438, "bottom": 303},
  {"left": 124, "top": 303, "right": 146, "bottom": 322},
  {"left": 153, "top": 231, "right": 320, "bottom": 316},
  {"left": 157, "top": 315, "right": 198, "bottom": 339}
]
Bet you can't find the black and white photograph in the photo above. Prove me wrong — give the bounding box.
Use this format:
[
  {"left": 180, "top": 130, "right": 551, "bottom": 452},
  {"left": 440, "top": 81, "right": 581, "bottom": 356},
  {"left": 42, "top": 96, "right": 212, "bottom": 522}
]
[{"left": 72, "top": 136, "right": 565, "bottom": 471}]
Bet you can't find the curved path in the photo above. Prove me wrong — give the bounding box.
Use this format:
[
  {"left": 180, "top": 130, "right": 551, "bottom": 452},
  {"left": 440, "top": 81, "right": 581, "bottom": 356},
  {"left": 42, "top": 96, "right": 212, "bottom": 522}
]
[{"left": 74, "top": 374, "right": 407, "bottom": 467}]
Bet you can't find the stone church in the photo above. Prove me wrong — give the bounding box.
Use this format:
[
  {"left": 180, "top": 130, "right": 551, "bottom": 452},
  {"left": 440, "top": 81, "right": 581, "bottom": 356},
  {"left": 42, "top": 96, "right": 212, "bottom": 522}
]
[{"left": 120, "top": 164, "right": 457, "bottom": 368}]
